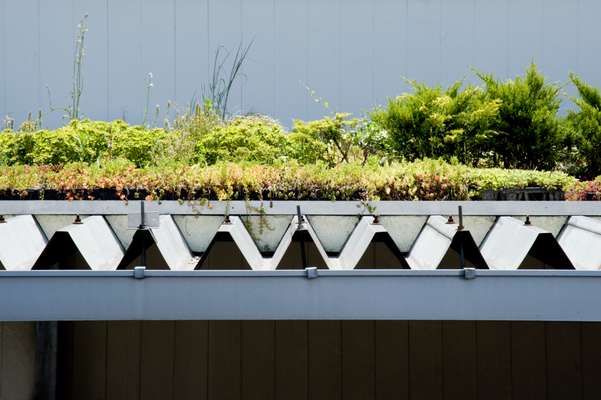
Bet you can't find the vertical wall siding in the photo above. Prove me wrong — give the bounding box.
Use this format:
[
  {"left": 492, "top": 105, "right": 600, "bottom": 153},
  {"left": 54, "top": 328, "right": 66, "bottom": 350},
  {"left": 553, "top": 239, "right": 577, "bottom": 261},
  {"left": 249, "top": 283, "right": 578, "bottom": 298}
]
[
  {"left": 57, "top": 320, "right": 601, "bottom": 400},
  {"left": 2, "top": 0, "right": 601, "bottom": 128}
]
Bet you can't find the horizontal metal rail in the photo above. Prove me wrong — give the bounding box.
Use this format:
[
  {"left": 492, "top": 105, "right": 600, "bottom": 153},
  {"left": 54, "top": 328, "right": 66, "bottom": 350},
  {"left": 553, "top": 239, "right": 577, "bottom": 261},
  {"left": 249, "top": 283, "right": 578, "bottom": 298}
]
[
  {"left": 1, "top": 269, "right": 600, "bottom": 321},
  {"left": 1, "top": 200, "right": 601, "bottom": 216}
]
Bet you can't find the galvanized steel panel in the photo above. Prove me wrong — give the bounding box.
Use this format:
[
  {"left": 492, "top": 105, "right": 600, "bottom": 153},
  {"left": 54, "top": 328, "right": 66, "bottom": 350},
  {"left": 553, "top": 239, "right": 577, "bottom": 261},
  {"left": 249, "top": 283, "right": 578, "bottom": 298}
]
[
  {"left": 406, "top": 216, "right": 486, "bottom": 270},
  {"left": 34, "top": 216, "right": 124, "bottom": 270},
  {"left": 146, "top": 215, "right": 200, "bottom": 271},
  {"left": 0, "top": 215, "right": 46, "bottom": 271},
  {"left": 480, "top": 216, "right": 573, "bottom": 270},
  {"left": 558, "top": 216, "right": 601, "bottom": 270}
]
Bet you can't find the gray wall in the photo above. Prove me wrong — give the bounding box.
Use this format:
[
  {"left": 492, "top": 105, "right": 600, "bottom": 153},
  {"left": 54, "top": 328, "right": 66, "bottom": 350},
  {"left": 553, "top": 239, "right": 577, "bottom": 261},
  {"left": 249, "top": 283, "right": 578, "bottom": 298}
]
[{"left": 1, "top": 0, "right": 600, "bottom": 128}]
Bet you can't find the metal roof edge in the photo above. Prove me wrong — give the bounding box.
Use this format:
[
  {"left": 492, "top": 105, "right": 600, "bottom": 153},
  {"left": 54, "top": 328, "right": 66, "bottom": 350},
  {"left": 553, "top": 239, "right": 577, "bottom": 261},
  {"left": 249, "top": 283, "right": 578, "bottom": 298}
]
[{"left": 1, "top": 200, "right": 601, "bottom": 216}]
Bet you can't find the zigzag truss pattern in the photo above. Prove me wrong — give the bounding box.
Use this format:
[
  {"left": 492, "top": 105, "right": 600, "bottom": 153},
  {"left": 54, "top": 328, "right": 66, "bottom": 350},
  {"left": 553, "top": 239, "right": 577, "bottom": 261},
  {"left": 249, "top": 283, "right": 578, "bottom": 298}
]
[{"left": 0, "top": 212, "right": 599, "bottom": 271}]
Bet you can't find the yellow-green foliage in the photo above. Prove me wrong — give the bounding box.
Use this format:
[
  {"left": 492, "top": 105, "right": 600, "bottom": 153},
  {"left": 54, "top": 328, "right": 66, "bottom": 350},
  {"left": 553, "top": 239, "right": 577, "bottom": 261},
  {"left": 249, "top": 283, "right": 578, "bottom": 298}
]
[{"left": 196, "top": 115, "right": 289, "bottom": 164}]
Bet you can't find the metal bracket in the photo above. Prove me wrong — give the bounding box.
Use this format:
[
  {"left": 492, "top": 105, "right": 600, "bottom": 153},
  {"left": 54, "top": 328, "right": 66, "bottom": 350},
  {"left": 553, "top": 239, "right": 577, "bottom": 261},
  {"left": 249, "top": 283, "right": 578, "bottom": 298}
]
[
  {"left": 133, "top": 266, "right": 146, "bottom": 279},
  {"left": 463, "top": 268, "right": 476, "bottom": 280},
  {"left": 127, "top": 201, "right": 160, "bottom": 229},
  {"left": 305, "top": 267, "right": 319, "bottom": 279}
]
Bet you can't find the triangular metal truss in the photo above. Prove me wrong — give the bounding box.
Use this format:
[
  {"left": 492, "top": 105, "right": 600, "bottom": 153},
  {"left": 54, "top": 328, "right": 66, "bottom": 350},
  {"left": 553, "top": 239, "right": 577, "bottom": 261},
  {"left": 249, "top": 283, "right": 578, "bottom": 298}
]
[{"left": 0, "top": 212, "right": 593, "bottom": 270}]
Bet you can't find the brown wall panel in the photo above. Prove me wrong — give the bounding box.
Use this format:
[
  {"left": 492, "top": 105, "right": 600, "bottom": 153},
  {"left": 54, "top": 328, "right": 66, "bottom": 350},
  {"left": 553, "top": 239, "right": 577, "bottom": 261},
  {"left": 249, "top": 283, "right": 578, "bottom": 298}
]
[
  {"left": 546, "top": 323, "right": 582, "bottom": 400},
  {"left": 476, "top": 322, "right": 511, "bottom": 400},
  {"left": 308, "top": 321, "right": 342, "bottom": 400},
  {"left": 72, "top": 321, "right": 107, "bottom": 400},
  {"left": 140, "top": 321, "right": 175, "bottom": 400},
  {"left": 342, "top": 321, "right": 375, "bottom": 400},
  {"left": 173, "top": 321, "right": 209, "bottom": 400},
  {"left": 511, "top": 322, "right": 547, "bottom": 400},
  {"left": 241, "top": 321, "right": 275, "bottom": 400},
  {"left": 375, "top": 321, "right": 408, "bottom": 400},
  {"left": 443, "top": 321, "right": 477, "bottom": 400},
  {"left": 582, "top": 322, "right": 601, "bottom": 400},
  {"left": 208, "top": 321, "right": 241, "bottom": 400},
  {"left": 275, "top": 321, "right": 308, "bottom": 400},
  {"left": 53, "top": 320, "right": 601, "bottom": 400},
  {"left": 409, "top": 321, "right": 443, "bottom": 400},
  {"left": 106, "top": 321, "right": 141, "bottom": 400}
]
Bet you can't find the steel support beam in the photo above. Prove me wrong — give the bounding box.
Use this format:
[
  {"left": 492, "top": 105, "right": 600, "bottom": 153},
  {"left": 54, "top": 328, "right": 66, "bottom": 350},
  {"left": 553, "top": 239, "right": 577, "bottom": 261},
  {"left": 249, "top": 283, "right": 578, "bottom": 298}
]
[{"left": 0, "top": 270, "right": 600, "bottom": 321}]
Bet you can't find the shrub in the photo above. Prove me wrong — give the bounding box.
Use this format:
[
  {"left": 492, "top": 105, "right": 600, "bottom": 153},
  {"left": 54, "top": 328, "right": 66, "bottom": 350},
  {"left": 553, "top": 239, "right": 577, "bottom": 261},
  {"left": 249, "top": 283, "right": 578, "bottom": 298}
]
[
  {"left": 110, "top": 123, "right": 167, "bottom": 167},
  {"left": 292, "top": 113, "right": 390, "bottom": 166},
  {"left": 196, "top": 115, "right": 289, "bottom": 165},
  {"left": 476, "top": 63, "right": 563, "bottom": 170},
  {"left": 565, "top": 74, "right": 601, "bottom": 178},
  {"left": 370, "top": 81, "right": 500, "bottom": 165}
]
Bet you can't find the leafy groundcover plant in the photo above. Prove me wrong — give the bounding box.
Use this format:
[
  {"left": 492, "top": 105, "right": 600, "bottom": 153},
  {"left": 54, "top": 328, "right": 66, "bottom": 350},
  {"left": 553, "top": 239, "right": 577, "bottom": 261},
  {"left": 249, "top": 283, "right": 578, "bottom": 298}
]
[{"left": 0, "top": 159, "right": 576, "bottom": 201}]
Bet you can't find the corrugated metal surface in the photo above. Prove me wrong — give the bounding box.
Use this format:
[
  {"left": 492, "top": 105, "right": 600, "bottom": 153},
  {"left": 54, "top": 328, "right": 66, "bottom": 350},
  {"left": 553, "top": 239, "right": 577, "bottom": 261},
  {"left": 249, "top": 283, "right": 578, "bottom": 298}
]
[
  {"left": 1, "top": 209, "right": 600, "bottom": 270},
  {"left": 1, "top": 0, "right": 600, "bottom": 127}
]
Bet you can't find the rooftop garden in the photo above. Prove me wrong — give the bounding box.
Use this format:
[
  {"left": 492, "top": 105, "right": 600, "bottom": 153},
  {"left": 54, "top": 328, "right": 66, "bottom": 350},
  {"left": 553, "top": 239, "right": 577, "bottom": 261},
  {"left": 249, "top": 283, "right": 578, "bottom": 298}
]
[{"left": 2, "top": 64, "right": 601, "bottom": 201}]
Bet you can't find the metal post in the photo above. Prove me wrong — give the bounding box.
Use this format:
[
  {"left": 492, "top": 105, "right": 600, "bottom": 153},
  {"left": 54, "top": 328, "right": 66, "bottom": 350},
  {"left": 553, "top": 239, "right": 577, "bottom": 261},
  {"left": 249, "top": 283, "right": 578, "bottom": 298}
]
[
  {"left": 139, "top": 201, "right": 146, "bottom": 267},
  {"left": 458, "top": 206, "right": 465, "bottom": 268},
  {"left": 297, "top": 206, "right": 307, "bottom": 268}
]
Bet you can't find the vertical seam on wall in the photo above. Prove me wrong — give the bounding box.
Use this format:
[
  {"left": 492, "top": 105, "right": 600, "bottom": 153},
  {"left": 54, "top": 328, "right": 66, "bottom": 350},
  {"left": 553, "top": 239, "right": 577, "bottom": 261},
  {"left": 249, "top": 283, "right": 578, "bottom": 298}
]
[
  {"left": 0, "top": 0, "right": 5, "bottom": 120},
  {"left": 206, "top": 321, "right": 211, "bottom": 400},
  {"left": 239, "top": 322, "right": 243, "bottom": 400},
  {"left": 372, "top": 321, "right": 376, "bottom": 400},
  {"left": 407, "top": 321, "right": 412, "bottom": 400},
  {"left": 471, "top": 0, "right": 476, "bottom": 73},
  {"left": 474, "top": 322, "right": 479, "bottom": 399},
  {"left": 438, "top": 0, "right": 443, "bottom": 84},
  {"left": 137, "top": 322, "right": 143, "bottom": 400},
  {"left": 505, "top": 0, "right": 510, "bottom": 76},
  {"left": 207, "top": 0, "right": 211, "bottom": 83},
  {"left": 106, "top": 0, "right": 110, "bottom": 120},
  {"left": 304, "top": 0, "right": 309, "bottom": 117},
  {"left": 579, "top": 322, "right": 584, "bottom": 400},
  {"left": 339, "top": 322, "right": 343, "bottom": 400},
  {"left": 37, "top": 0, "right": 41, "bottom": 112},
  {"left": 403, "top": 0, "right": 409, "bottom": 79},
  {"left": 306, "top": 321, "right": 310, "bottom": 400},
  {"left": 272, "top": 0, "right": 276, "bottom": 117},
  {"left": 544, "top": 323, "right": 549, "bottom": 400},
  {"left": 370, "top": 0, "right": 375, "bottom": 107},
  {"left": 273, "top": 322, "right": 277, "bottom": 400},
  {"left": 0, "top": 322, "right": 4, "bottom": 399},
  {"left": 440, "top": 322, "right": 445, "bottom": 400},
  {"left": 104, "top": 322, "right": 109, "bottom": 399},
  {"left": 173, "top": 0, "right": 177, "bottom": 103},
  {"left": 509, "top": 322, "right": 514, "bottom": 399},
  {"left": 171, "top": 321, "right": 177, "bottom": 400}
]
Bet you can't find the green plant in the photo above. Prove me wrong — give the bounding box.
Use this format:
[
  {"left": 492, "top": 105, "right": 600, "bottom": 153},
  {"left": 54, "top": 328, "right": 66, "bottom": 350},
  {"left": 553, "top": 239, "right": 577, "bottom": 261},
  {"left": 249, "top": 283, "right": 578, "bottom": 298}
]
[
  {"left": 476, "top": 63, "right": 563, "bottom": 169},
  {"left": 47, "top": 14, "right": 89, "bottom": 121},
  {"left": 154, "top": 101, "right": 222, "bottom": 165},
  {"left": 565, "top": 74, "right": 601, "bottom": 178},
  {"left": 370, "top": 81, "right": 500, "bottom": 165},
  {"left": 196, "top": 115, "right": 289, "bottom": 165},
  {"left": 203, "top": 41, "right": 253, "bottom": 119},
  {"left": 292, "top": 113, "right": 388, "bottom": 166},
  {"left": 0, "top": 159, "right": 576, "bottom": 201}
]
